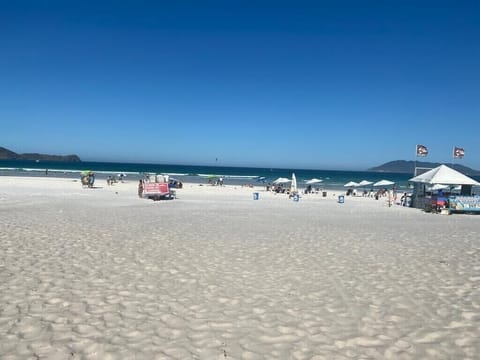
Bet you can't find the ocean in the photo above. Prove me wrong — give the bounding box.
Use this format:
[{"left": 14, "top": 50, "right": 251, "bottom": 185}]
[{"left": 0, "top": 159, "right": 424, "bottom": 192}]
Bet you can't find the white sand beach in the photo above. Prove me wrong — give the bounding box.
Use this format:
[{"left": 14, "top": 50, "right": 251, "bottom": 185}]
[{"left": 1, "top": 176, "right": 480, "bottom": 359}]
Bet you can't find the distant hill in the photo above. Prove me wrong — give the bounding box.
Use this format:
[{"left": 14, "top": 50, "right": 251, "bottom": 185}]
[
  {"left": 0, "top": 147, "right": 81, "bottom": 162},
  {"left": 369, "top": 160, "right": 480, "bottom": 176}
]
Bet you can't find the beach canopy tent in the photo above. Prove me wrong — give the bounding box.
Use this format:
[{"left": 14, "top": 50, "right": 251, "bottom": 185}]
[
  {"left": 373, "top": 179, "right": 395, "bottom": 187},
  {"left": 409, "top": 165, "right": 480, "bottom": 186},
  {"left": 344, "top": 181, "right": 359, "bottom": 187},
  {"left": 273, "top": 177, "right": 291, "bottom": 184},
  {"left": 409, "top": 165, "right": 480, "bottom": 209},
  {"left": 305, "top": 178, "right": 323, "bottom": 185}
]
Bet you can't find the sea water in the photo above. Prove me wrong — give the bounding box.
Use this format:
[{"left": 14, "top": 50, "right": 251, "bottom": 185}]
[{"left": 0, "top": 159, "right": 430, "bottom": 192}]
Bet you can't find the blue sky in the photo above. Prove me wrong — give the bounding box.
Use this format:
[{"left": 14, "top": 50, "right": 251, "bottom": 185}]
[{"left": 1, "top": 0, "right": 479, "bottom": 170}]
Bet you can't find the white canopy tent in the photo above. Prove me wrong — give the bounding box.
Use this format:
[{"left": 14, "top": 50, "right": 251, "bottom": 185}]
[
  {"left": 409, "top": 165, "right": 480, "bottom": 209},
  {"left": 409, "top": 165, "right": 480, "bottom": 186}
]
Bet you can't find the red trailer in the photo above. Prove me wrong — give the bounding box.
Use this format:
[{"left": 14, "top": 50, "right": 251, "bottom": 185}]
[{"left": 142, "top": 181, "right": 175, "bottom": 200}]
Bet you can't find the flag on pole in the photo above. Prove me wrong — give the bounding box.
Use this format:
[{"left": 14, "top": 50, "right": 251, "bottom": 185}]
[
  {"left": 416, "top": 144, "right": 428, "bottom": 157},
  {"left": 453, "top": 146, "right": 465, "bottom": 159}
]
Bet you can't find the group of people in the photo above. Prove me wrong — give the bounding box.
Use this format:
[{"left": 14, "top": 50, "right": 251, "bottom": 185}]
[
  {"left": 267, "top": 183, "right": 296, "bottom": 194},
  {"left": 80, "top": 172, "right": 95, "bottom": 188},
  {"left": 304, "top": 185, "right": 326, "bottom": 195},
  {"left": 208, "top": 177, "right": 224, "bottom": 186},
  {"left": 106, "top": 176, "right": 118, "bottom": 185}
]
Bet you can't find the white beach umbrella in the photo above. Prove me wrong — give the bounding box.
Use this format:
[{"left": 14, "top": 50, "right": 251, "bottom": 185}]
[
  {"left": 344, "top": 181, "right": 359, "bottom": 187},
  {"left": 427, "top": 183, "right": 449, "bottom": 191},
  {"left": 273, "top": 177, "right": 291, "bottom": 184},
  {"left": 305, "top": 178, "right": 323, "bottom": 185},
  {"left": 373, "top": 179, "right": 395, "bottom": 187},
  {"left": 291, "top": 173, "right": 298, "bottom": 193},
  {"left": 358, "top": 180, "right": 373, "bottom": 187}
]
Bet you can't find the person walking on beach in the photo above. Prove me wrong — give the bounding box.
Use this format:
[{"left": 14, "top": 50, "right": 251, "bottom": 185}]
[
  {"left": 138, "top": 180, "right": 144, "bottom": 198},
  {"left": 88, "top": 172, "right": 95, "bottom": 188}
]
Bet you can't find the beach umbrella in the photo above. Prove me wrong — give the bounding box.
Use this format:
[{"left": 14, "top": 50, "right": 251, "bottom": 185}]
[
  {"left": 344, "top": 181, "right": 359, "bottom": 187},
  {"left": 273, "top": 177, "right": 291, "bottom": 184},
  {"left": 207, "top": 175, "right": 219, "bottom": 184},
  {"left": 358, "top": 180, "right": 373, "bottom": 187},
  {"left": 291, "top": 173, "right": 298, "bottom": 193},
  {"left": 305, "top": 178, "right": 323, "bottom": 185},
  {"left": 373, "top": 179, "right": 395, "bottom": 187},
  {"left": 427, "top": 184, "right": 449, "bottom": 191}
]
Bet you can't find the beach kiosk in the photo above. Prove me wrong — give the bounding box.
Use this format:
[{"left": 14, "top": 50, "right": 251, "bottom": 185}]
[
  {"left": 409, "top": 165, "right": 480, "bottom": 213},
  {"left": 142, "top": 174, "right": 175, "bottom": 200}
]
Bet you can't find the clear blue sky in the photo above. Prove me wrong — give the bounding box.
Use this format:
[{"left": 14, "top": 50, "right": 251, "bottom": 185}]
[{"left": 1, "top": 0, "right": 479, "bottom": 170}]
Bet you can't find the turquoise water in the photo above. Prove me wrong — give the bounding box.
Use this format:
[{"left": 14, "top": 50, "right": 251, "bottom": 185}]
[{"left": 0, "top": 159, "right": 423, "bottom": 191}]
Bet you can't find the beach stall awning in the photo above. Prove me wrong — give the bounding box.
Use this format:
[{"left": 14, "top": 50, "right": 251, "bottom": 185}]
[
  {"left": 409, "top": 164, "right": 480, "bottom": 186},
  {"left": 305, "top": 178, "right": 323, "bottom": 185},
  {"left": 373, "top": 179, "right": 395, "bottom": 187},
  {"left": 344, "top": 181, "right": 359, "bottom": 187},
  {"left": 273, "top": 177, "right": 291, "bottom": 184}
]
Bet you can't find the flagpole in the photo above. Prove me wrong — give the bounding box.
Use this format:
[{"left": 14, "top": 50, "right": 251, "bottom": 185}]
[
  {"left": 452, "top": 146, "right": 455, "bottom": 170},
  {"left": 414, "top": 144, "right": 417, "bottom": 176}
]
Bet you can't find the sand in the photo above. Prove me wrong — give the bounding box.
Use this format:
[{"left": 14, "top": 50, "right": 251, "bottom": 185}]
[{"left": 1, "top": 176, "right": 480, "bottom": 359}]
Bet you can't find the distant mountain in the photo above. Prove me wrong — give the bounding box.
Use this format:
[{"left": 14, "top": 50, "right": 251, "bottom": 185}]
[
  {"left": 0, "top": 147, "right": 81, "bottom": 162},
  {"left": 369, "top": 160, "right": 480, "bottom": 176}
]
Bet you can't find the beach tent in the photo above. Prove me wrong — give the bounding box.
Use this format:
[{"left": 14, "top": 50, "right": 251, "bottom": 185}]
[
  {"left": 409, "top": 164, "right": 480, "bottom": 186},
  {"left": 344, "top": 181, "right": 359, "bottom": 187},
  {"left": 373, "top": 179, "right": 395, "bottom": 187},
  {"left": 305, "top": 178, "right": 323, "bottom": 185},
  {"left": 409, "top": 165, "right": 480, "bottom": 209}
]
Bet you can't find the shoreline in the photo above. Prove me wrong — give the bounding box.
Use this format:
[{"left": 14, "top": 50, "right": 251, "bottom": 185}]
[{"left": 0, "top": 168, "right": 415, "bottom": 193}]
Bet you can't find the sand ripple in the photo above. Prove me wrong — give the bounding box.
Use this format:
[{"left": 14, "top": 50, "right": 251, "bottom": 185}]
[{"left": 1, "top": 179, "right": 480, "bottom": 358}]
